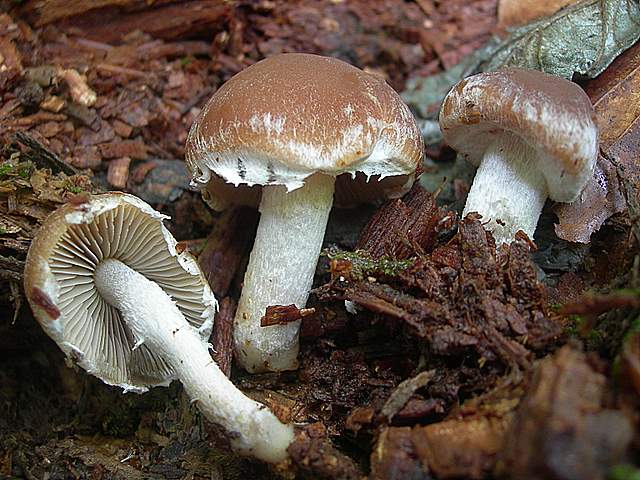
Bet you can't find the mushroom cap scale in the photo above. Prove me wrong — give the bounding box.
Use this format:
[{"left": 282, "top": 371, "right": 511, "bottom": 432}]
[
  {"left": 186, "top": 53, "right": 423, "bottom": 208},
  {"left": 439, "top": 68, "right": 598, "bottom": 202},
  {"left": 24, "top": 193, "right": 216, "bottom": 392}
]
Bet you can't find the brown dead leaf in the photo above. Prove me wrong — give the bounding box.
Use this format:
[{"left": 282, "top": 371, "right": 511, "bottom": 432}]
[
  {"left": 497, "top": 0, "right": 578, "bottom": 29},
  {"left": 588, "top": 42, "right": 640, "bottom": 149},
  {"left": 554, "top": 41, "right": 640, "bottom": 242},
  {"left": 554, "top": 155, "right": 625, "bottom": 242}
]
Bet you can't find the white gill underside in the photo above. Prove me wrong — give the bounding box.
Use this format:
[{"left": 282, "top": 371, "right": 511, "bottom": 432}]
[
  {"left": 189, "top": 133, "right": 413, "bottom": 194},
  {"left": 48, "top": 203, "right": 211, "bottom": 390}
]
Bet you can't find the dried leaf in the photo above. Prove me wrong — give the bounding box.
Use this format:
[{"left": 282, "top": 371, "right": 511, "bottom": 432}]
[
  {"left": 498, "top": 0, "right": 579, "bottom": 29},
  {"left": 571, "top": 41, "right": 640, "bottom": 243},
  {"left": 403, "top": 0, "right": 640, "bottom": 119},
  {"left": 549, "top": 40, "right": 640, "bottom": 242},
  {"left": 554, "top": 155, "right": 625, "bottom": 242},
  {"left": 587, "top": 41, "right": 640, "bottom": 149}
]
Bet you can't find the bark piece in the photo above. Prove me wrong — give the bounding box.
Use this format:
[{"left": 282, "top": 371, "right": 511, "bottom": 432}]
[
  {"left": 99, "top": 140, "right": 147, "bottom": 160},
  {"left": 60, "top": 68, "right": 97, "bottom": 107},
  {"left": 260, "top": 304, "right": 315, "bottom": 327},
  {"left": 197, "top": 207, "right": 258, "bottom": 298},
  {"left": 211, "top": 297, "right": 235, "bottom": 378},
  {"left": 19, "top": 1, "right": 231, "bottom": 43},
  {"left": 381, "top": 370, "right": 435, "bottom": 421}
]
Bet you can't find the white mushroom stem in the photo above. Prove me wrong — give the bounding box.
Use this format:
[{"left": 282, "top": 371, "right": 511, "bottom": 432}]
[
  {"left": 462, "top": 133, "right": 548, "bottom": 246},
  {"left": 94, "top": 258, "right": 294, "bottom": 464},
  {"left": 235, "top": 173, "right": 335, "bottom": 373}
]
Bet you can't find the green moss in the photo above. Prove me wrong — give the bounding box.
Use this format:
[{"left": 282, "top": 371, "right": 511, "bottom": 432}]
[
  {"left": 0, "top": 159, "right": 33, "bottom": 181},
  {"left": 325, "top": 248, "right": 414, "bottom": 280},
  {"left": 610, "top": 464, "right": 640, "bottom": 480}
]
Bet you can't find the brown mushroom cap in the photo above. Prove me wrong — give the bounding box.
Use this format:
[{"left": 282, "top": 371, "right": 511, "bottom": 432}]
[
  {"left": 185, "top": 53, "right": 423, "bottom": 209},
  {"left": 439, "top": 68, "right": 598, "bottom": 202}
]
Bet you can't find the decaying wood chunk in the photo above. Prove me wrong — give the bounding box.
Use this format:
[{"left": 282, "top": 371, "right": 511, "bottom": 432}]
[
  {"left": 499, "top": 346, "right": 633, "bottom": 480},
  {"left": 288, "top": 423, "right": 362, "bottom": 480},
  {"left": 413, "top": 415, "right": 512, "bottom": 479},
  {"left": 357, "top": 185, "right": 445, "bottom": 259},
  {"left": 370, "top": 427, "right": 428, "bottom": 480},
  {"left": 319, "top": 206, "right": 561, "bottom": 371},
  {"left": 18, "top": 1, "right": 231, "bottom": 42}
]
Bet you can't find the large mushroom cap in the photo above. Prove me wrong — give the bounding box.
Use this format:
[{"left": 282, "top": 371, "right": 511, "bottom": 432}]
[
  {"left": 24, "top": 193, "right": 216, "bottom": 392},
  {"left": 185, "top": 53, "right": 424, "bottom": 210},
  {"left": 439, "top": 68, "right": 598, "bottom": 202}
]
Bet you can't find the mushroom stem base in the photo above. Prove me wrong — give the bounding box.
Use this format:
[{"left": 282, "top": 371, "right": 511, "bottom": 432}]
[
  {"left": 94, "top": 259, "right": 294, "bottom": 463},
  {"left": 235, "top": 173, "right": 335, "bottom": 373},
  {"left": 462, "top": 133, "right": 548, "bottom": 246}
]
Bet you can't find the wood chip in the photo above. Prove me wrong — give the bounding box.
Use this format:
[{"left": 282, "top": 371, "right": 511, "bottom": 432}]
[
  {"left": 60, "top": 68, "right": 97, "bottom": 107},
  {"left": 69, "top": 145, "right": 101, "bottom": 169},
  {"left": 260, "top": 304, "right": 316, "bottom": 327},
  {"left": 99, "top": 140, "right": 147, "bottom": 159},
  {"left": 106, "top": 156, "right": 131, "bottom": 189},
  {"left": 112, "top": 119, "right": 133, "bottom": 138},
  {"left": 40, "top": 94, "right": 66, "bottom": 112}
]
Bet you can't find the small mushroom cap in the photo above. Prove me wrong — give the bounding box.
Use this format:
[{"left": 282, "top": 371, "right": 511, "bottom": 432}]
[
  {"left": 185, "top": 53, "right": 423, "bottom": 209},
  {"left": 439, "top": 68, "right": 598, "bottom": 202},
  {"left": 23, "top": 193, "right": 217, "bottom": 393}
]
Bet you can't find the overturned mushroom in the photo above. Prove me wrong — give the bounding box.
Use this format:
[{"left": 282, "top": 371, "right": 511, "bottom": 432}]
[
  {"left": 23, "top": 193, "right": 293, "bottom": 463},
  {"left": 439, "top": 68, "right": 598, "bottom": 246},
  {"left": 186, "top": 53, "right": 424, "bottom": 373}
]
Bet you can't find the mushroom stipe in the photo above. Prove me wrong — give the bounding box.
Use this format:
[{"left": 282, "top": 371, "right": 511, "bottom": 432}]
[
  {"left": 186, "top": 53, "right": 424, "bottom": 373},
  {"left": 439, "top": 68, "right": 598, "bottom": 247}
]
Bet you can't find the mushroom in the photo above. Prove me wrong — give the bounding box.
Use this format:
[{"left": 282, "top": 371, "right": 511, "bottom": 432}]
[
  {"left": 23, "top": 193, "right": 293, "bottom": 463},
  {"left": 439, "top": 68, "right": 598, "bottom": 246},
  {"left": 185, "top": 53, "right": 424, "bottom": 373}
]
